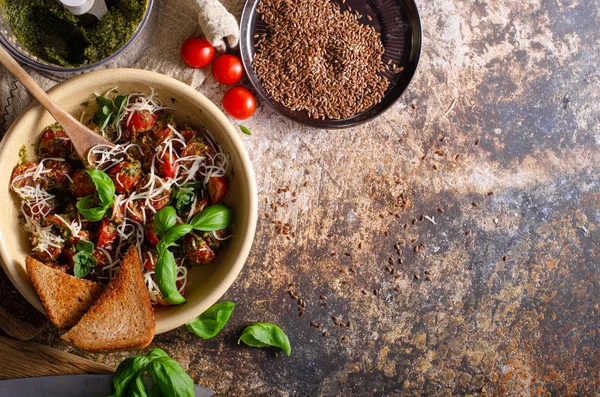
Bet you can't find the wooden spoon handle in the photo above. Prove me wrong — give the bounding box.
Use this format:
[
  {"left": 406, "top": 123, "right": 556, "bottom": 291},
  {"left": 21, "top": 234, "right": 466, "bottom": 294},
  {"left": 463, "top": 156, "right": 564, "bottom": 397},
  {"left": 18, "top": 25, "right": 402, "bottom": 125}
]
[{"left": 0, "top": 45, "right": 79, "bottom": 127}]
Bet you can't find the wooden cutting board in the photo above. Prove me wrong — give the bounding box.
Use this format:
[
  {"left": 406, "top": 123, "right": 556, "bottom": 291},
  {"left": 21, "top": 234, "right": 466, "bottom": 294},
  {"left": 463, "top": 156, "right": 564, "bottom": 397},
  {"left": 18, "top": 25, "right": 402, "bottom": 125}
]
[{"left": 0, "top": 336, "right": 114, "bottom": 379}]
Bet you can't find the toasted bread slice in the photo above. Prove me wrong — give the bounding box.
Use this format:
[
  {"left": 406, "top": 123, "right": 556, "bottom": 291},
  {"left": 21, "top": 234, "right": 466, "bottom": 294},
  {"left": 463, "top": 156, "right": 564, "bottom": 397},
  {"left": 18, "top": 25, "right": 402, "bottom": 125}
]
[
  {"left": 61, "top": 246, "right": 155, "bottom": 351},
  {"left": 26, "top": 256, "right": 104, "bottom": 329}
]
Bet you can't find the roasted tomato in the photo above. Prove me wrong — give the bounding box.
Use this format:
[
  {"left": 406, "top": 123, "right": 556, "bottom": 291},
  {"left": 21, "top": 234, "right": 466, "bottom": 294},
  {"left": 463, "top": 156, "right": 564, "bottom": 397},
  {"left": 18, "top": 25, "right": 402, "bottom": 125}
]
[
  {"left": 136, "top": 175, "right": 171, "bottom": 210},
  {"left": 107, "top": 160, "right": 143, "bottom": 194},
  {"left": 125, "top": 110, "right": 157, "bottom": 133},
  {"left": 181, "top": 137, "right": 216, "bottom": 160},
  {"left": 92, "top": 249, "right": 112, "bottom": 267},
  {"left": 44, "top": 160, "right": 73, "bottom": 192},
  {"left": 23, "top": 199, "right": 55, "bottom": 221},
  {"left": 109, "top": 195, "right": 126, "bottom": 223},
  {"left": 142, "top": 247, "right": 158, "bottom": 271},
  {"left": 201, "top": 229, "right": 230, "bottom": 251},
  {"left": 125, "top": 199, "right": 146, "bottom": 223},
  {"left": 97, "top": 218, "right": 118, "bottom": 248},
  {"left": 32, "top": 245, "right": 61, "bottom": 262},
  {"left": 181, "top": 234, "right": 215, "bottom": 266},
  {"left": 188, "top": 191, "right": 210, "bottom": 217},
  {"left": 207, "top": 176, "right": 228, "bottom": 204},
  {"left": 144, "top": 221, "right": 160, "bottom": 246},
  {"left": 70, "top": 169, "right": 97, "bottom": 198},
  {"left": 37, "top": 124, "right": 73, "bottom": 158},
  {"left": 10, "top": 162, "right": 42, "bottom": 190},
  {"left": 127, "top": 143, "right": 154, "bottom": 171},
  {"left": 156, "top": 150, "right": 177, "bottom": 179},
  {"left": 180, "top": 127, "right": 199, "bottom": 143}
]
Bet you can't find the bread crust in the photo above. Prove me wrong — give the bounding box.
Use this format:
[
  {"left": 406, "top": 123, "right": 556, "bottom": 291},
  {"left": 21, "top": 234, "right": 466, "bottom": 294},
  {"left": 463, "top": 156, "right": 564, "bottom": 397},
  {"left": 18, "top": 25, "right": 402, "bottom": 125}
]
[
  {"left": 61, "top": 246, "right": 156, "bottom": 351},
  {"left": 26, "top": 256, "right": 103, "bottom": 329}
]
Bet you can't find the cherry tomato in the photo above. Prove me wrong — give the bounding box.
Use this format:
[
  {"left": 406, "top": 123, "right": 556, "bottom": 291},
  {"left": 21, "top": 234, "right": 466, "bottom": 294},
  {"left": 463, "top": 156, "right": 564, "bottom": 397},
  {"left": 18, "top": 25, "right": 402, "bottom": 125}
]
[
  {"left": 37, "top": 124, "right": 73, "bottom": 158},
  {"left": 181, "top": 37, "right": 215, "bottom": 68},
  {"left": 44, "top": 160, "right": 73, "bottom": 192},
  {"left": 142, "top": 248, "right": 158, "bottom": 271},
  {"left": 71, "top": 169, "right": 96, "bottom": 198},
  {"left": 124, "top": 110, "right": 157, "bottom": 133},
  {"left": 125, "top": 200, "right": 145, "bottom": 223},
  {"left": 222, "top": 87, "right": 256, "bottom": 120},
  {"left": 107, "top": 161, "right": 143, "bottom": 194},
  {"left": 180, "top": 127, "right": 199, "bottom": 143},
  {"left": 136, "top": 175, "right": 171, "bottom": 210},
  {"left": 212, "top": 54, "right": 244, "bottom": 85},
  {"left": 207, "top": 176, "right": 228, "bottom": 204},
  {"left": 144, "top": 222, "right": 160, "bottom": 246},
  {"left": 97, "top": 218, "right": 118, "bottom": 248},
  {"left": 10, "top": 162, "right": 42, "bottom": 190},
  {"left": 181, "top": 234, "right": 215, "bottom": 266},
  {"left": 156, "top": 150, "right": 177, "bottom": 179},
  {"left": 92, "top": 249, "right": 112, "bottom": 267}
]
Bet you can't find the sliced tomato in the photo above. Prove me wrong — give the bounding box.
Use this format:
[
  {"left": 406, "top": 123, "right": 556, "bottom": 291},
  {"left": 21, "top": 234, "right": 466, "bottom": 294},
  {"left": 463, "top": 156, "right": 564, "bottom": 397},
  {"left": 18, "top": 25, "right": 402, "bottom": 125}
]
[
  {"left": 207, "top": 176, "right": 228, "bottom": 204},
  {"left": 23, "top": 199, "right": 55, "bottom": 221},
  {"left": 44, "top": 160, "right": 73, "bottom": 192},
  {"left": 37, "top": 124, "right": 73, "bottom": 158},
  {"left": 92, "top": 249, "right": 112, "bottom": 267},
  {"left": 181, "top": 138, "right": 216, "bottom": 160},
  {"left": 189, "top": 192, "right": 210, "bottom": 217},
  {"left": 144, "top": 221, "right": 160, "bottom": 246},
  {"left": 181, "top": 234, "right": 215, "bottom": 266},
  {"left": 180, "top": 127, "right": 199, "bottom": 143},
  {"left": 124, "top": 110, "right": 157, "bottom": 133},
  {"left": 97, "top": 218, "right": 118, "bottom": 248},
  {"left": 136, "top": 175, "right": 171, "bottom": 210},
  {"left": 153, "top": 124, "right": 174, "bottom": 146},
  {"left": 107, "top": 161, "right": 143, "bottom": 194},
  {"left": 125, "top": 200, "right": 146, "bottom": 223},
  {"left": 127, "top": 143, "right": 154, "bottom": 171},
  {"left": 33, "top": 246, "right": 61, "bottom": 262},
  {"left": 71, "top": 169, "right": 97, "bottom": 198},
  {"left": 156, "top": 150, "right": 177, "bottom": 179}
]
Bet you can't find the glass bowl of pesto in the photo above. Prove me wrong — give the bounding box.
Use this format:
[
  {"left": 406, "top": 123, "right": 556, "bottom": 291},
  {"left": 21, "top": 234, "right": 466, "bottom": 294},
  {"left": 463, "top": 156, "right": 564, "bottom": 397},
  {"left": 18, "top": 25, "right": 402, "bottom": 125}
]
[{"left": 0, "top": 0, "right": 157, "bottom": 79}]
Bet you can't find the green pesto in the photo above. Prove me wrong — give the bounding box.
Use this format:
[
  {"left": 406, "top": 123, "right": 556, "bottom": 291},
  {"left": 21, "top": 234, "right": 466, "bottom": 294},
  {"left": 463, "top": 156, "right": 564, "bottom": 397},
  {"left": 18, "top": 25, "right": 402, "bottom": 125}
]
[
  {"left": 18, "top": 145, "right": 28, "bottom": 165},
  {"left": 1, "top": 0, "right": 147, "bottom": 67}
]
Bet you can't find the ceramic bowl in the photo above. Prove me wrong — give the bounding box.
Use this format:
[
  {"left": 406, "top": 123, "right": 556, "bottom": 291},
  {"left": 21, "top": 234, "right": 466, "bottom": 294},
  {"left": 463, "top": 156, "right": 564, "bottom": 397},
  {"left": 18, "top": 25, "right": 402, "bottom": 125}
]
[{"left": 0, "top": 69, "right": 258, "bottom": 334}]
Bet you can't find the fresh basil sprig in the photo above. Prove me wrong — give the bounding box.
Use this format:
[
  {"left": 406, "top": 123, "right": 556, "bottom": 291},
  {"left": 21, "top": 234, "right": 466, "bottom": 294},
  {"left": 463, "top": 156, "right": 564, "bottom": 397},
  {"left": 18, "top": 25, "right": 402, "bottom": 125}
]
[
  {"left": 152, "top": 204, "right": 233, "bottom": 305},
  {"left": 93, "top": 94, "right": 128, "bottom": 131},
  {"left": 172, "top": 182, "right": 202, "bottom": 214},
  {"left": 76, "top": 169, "right": 115, "bottom": 222},
  {"left": 155, "top": 249, "right": 186, "bottom": 305},
  {"left": 154, "top": 206, "right": 177, "bottom": 237},
  {"left": 111, "top": 348, "right": 194, "bottom": 397},
  {"left": 190, "top": 204, "right": 233, "bottom": 231},
  {"left": 238, "top": 322, "right": 292, "bottom": 356},
  {"left": 73, "top": 239, "right": 97, "bottom": 278},
  {"left": 186, "top": 302, "right": 235, "bottom": 339}
]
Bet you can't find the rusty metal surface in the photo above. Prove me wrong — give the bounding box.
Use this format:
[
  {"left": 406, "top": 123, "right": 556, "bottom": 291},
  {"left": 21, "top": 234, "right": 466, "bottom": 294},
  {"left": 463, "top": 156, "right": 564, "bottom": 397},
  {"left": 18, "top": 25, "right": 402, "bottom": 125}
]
[{"left": 2, "top": 0, "right": 600, "bottom": 395}]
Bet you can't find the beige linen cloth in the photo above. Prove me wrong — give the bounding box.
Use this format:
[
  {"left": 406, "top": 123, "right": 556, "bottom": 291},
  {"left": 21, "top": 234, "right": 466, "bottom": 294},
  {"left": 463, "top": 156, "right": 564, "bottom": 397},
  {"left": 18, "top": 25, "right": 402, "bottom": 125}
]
[{"left": 0, "top": 0, "right": 245, "bottom": 136}]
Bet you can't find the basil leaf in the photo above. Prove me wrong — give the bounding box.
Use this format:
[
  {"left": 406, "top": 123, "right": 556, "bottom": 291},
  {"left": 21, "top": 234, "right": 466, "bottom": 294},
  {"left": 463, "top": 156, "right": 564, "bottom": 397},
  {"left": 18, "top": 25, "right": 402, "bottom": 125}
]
[
  {"left": 96, "top": 96, "right": 114, "bottom": 110},
  {"left": 186, "top": 302, "right": 235, "bottom": 339},
  {"left": 76, "top": 239, "right": 94, "bottom": 254},
  {"left": 173, "top": 183, "right": 201, "bottom": 214},
  {"left": 73, "top": 250, "right": 97, "bottom": 278},
  {"left": 111, "top": 356, "right": 150, "bottom": 397},
  {"left": 157, "top": 224, "right": 193, "bottom": 251},
  {"left": 154, "top": 206, "right": 177, "bottom": 237},
  {"left": 238, "top": 322, "right": 292, "bottom": 356},
  {"left": 148, "top": 357, "right": 194, "bottom": 397},
  {"left": 87, "top": 169, "right": 115, "bottom": 206},
  {"left": 239, "top": 125, "right": 252, "bottom": 135},
  {"left": 149, "top": 386, "right": 166, "bottom": 397},
  {"left": 76, "top": 195, "right": 108, "bottom": 222},
  {"left": 127, "top": 373, "right": 149, "bottom": 397},
  {"left": 146, "top": 348, "right": 170, "bottom": 362},
  {"left": 190, "top": 204, "right": 233, "bottom": 232},
  {"left": 155, "top": 249, "right": 186, "bottom": 305}
]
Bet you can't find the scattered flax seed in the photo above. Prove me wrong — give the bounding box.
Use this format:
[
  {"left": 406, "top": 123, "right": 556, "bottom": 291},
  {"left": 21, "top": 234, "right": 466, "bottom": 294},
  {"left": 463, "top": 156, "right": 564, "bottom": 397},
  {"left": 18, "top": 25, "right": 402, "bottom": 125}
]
[
  {"left": 342, "top": 336, "right": 350, "bottom": 342},
  {"left": 274, "top": 352, "right": 279, "bottom": 358},
  {"left": 317, "top": 323, "right": 324, "bottom": 329},
  {"left": 350, "top": 268, "right": 356, "bottom": 273},
  {"left": 440, "top": 136, "right": 447, "bottom": 142},
  {"left": 303, "top": 181, "right": 308, "bottom": 187},
  {"left": 347, "top": 321, "right": 351, "bottom": 327},
  {"left": 435, "top": 150, "right": 445, "bottom": 156},
  {"left": 503, "top": 255, "right": 508, "bottom": 262},
  {"left": 395, "top": 213, "right": 401, "bottom": 218},
  {"left": 399, "top": 138, "right": 405, "bottom": 143},
  {"left": 311, "top": 321, "right": 318, "bottom": 327},
  {"left": 424, "top": 270, "right": 431, "bottom": 275},
  {"left": 455, "top": 153, "right": 461, "bottom": 161},
  {"left": 414, "top": 246, "right": 420, "bottom": 253},
  {"left": 342, "top": 280, "right": 349, "bottom": 285},
  {"left": 320, "top": 295, "right": 327, "bottom": 300},
  {"left": 388, "top": 257, "right": 394, "bottom": 265},
  {"left": 403, "top": 224, "right": 408, "bottom": 230},
  {"left": 358, "top": 241, "right": 363, "bottom": 249},
  {"left": 386, "top": 266, "right": 392, "bottom": 273},
  {"left": 331, "top": 251, "right": 337, "bottom": 256},
  {"left": 475, "top": 139, "right": 480, "bottom": 146},
  {"left": 339, "top": 268, "right": 346, "bottom": 273},
  {"left": 344, "top": 252, "right": 351, "bottom": 257},
  {"left": 472, "top": 202, "right": 479, "bottom": 207},
  {"left": 379, "top": 214, "right": 384, "bottom": 219},
  {"left": 332, "top": 316, "right": 338, "bottom": 322},
  {"left": 414, "top": 274, "right": 420, "bottom": 280},
  {"left": 412, "top": 219, "right": 417, "bottom": 225},
  {"left": 421, "top": 155, "right": 427, "bottom": 160},
  {"left": 438, "top": 208, "right": 444, "bottom": 213},
  {"left": 373, "top": 289, "right": 379, "bottom": 296},
  {"left": 395, "top": 274, "right": 402, "bottom": 279},
  {"left": 384, "top": 230, "right": 389, "bottom": 237},
  {"left": 425, "top": 276, "right": 432, "bottom": 281},
  {"left": 327, "top": 233, "right": 333, "bottom": 238},
  {"left": 465, "top": 231, "right": 472, "bottom": 236},
  {"left": 411, "top": 238, "right": 417, "bottom": 243},
  {"left": 253, "top": 34, "right": 260, "bottom": 39},
  {"left": 394, "top": 243, "right": 400, "bottom": 250},
  {"left": 419, "top": 215, "right": 424, "bottom": 221},
  {"left": 289, "top": 282, "right": 295, "bottom": 287},
  {"left": 433, "top": 165, "right": 438, "bottom": 170},
  {"left": 398, "top": 258, "right": 403, "bottom": 264},
  {"left": 323, "top": 332, "right": 328, "bottom": 337},
  {"left": 394, "top": 287, "right": 400, "bottom": 292},
  {"left": 361, "top": 289, "right": 367, "bottom": 295},
  {"left": 299, "top": 312, "right": 305, "bottom": 317},
  {"left": 488, "top": 191, "right": 494, "bottom": 196},
  {"left": 366, "top": 14, "right": 372, "bottom": 21}
]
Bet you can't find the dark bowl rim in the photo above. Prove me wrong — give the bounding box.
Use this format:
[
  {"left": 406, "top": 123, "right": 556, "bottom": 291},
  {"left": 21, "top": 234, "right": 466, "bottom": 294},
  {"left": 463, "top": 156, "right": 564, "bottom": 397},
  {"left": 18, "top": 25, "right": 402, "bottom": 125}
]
[
  {"left": 239, "top": 0, "right": 423, "bottom": 129},
  {"left": 0, "top": 0, "right": 154, "bottom": 74}
]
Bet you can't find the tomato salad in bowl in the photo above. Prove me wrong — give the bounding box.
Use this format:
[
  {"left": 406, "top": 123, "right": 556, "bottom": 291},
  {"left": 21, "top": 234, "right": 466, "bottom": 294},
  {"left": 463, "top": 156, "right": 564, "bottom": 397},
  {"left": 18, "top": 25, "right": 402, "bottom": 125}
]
[{"left": 10, "top": 89, "right": 234, "bottom": 306}]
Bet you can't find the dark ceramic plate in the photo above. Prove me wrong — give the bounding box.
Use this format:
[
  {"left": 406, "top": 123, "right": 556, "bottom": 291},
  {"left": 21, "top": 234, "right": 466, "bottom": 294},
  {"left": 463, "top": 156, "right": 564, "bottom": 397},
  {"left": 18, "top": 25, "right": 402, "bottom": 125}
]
[{"left": 239, "top": 0, "right": 422, "bottom": 129}]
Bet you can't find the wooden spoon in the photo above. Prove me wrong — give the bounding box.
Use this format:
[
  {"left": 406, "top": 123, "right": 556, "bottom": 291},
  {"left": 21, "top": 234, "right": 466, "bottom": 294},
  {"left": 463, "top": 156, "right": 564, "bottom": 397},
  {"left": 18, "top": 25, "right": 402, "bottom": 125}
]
[{"left": 0, "top": 45, "right": 115, "bottom": 162}]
